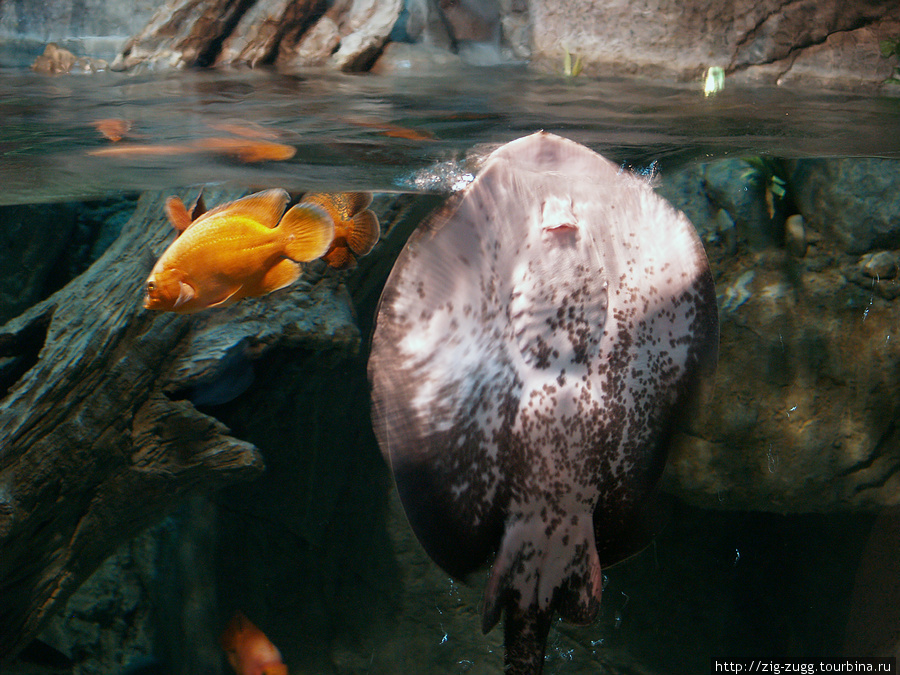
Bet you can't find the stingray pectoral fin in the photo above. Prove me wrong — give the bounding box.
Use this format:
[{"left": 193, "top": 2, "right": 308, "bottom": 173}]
[
  {"left": 594, "top": 487, "right": 673, "bottom": 569},
  {"left": 390, "top": 456, "right": 504, "bottom": 581},
  {"left": 279, "top": 204, "right": 335, "bottom": 262}
]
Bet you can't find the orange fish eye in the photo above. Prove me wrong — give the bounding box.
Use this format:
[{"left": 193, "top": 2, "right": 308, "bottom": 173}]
[{"left": 147, "top": 280, "right": 156, "bottom": 292}]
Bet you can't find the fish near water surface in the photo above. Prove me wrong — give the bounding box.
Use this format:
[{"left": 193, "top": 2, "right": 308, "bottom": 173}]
[
  {"left": 368, "top": 132, "right": 718, "bottom": 673},
  {"left": 298, "top": 192, "right": 380, "bottom": 269},
  {"left": 220, "top": 611, "right": 288, "bottom": 675},
  {"left": 144, "top": 189, "right": 334, "bottom": 313}
]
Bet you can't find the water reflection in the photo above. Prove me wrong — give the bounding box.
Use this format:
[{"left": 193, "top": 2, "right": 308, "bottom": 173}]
[
  {"left": 2, "top": 63, "right": 900, "bottom": 675},
  {"left": 1, "top": 66, "right": 899, "bottom": 205}
]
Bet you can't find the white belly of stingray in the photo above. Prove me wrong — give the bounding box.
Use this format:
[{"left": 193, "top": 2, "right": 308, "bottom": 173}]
[{"left": 369, "top": 132, "right": 718, "bottom": 639}]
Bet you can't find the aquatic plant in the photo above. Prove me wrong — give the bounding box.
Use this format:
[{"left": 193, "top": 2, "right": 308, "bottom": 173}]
[
  {"left": 880, "top": 37, "right": 900, "bottom": 84},
  {"left": 562, "top": 46, "right": 583, "bottom": 77}
]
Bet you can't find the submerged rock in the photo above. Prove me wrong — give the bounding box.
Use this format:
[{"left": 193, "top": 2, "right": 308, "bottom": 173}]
[
  {"left": 785, "top": 214, "right": 807, "bottom": 258},
  {"left": 790, "top": 158, "right": 900, "bottom": 255},
  {"left": 860, "top": 250, "right": 900, "bottom": 280},
  {"left": 653, "top": 155, "right": 900, "bottom": 512}
]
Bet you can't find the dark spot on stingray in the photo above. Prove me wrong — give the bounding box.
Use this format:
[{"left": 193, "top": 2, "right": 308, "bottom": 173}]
[{"left": 368, "top": 132, "right": 718, "bottom": 675}]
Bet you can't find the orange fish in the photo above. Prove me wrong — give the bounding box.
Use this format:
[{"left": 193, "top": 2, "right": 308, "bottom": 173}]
[
  {"left": 143, "top": 188, "right": 334, "bottom": 313},
  {"left": 298, "top": 192, "right": 379, "bottom": 269},
  {"left": 220, "top": 611, "right": 288, "bottom": 675}
]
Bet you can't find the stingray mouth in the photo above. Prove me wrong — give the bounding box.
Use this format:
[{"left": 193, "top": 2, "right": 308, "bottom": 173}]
[
  {"left": 544, "top": 223, "right": 578, "bottom": 232},
  {"left": 540, "top": 196, "right": 579, "bottom": 234}
]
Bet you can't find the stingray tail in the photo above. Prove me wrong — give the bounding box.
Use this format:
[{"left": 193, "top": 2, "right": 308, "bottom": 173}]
[
  {"left": 482, "top": 515, "right": 603, "bottom": 672},
  {"left": 503, "top": 603, "right": 553, "bottom": 675},
  {"left": 279, "top": 203, "right": 335, "bottom": 262}
]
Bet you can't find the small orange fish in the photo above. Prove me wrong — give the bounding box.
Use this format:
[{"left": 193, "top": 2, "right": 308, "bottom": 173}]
[
  {"left": 144, "top": 188, "right": 334, "bottom": 313},
  {"left": 298, "top": 192, "right": 379, "bottom": 269},
  {"left": 220, "top": 611, "right": 288, "bottom": 675}
]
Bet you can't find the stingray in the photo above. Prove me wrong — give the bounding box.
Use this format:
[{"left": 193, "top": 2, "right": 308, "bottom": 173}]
[{"left": 368, "top": 132, "right": 718, "bottom": 673}]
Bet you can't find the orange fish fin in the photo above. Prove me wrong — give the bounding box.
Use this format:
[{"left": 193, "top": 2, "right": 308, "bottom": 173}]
[
  {"left": 165, "top": 196, "right": 193, "bottom": 233},
  {"left": 252, "top": 259, "right": 302, "bottom": 295},
  {"left": 207, "top": 285, "right": 245, "bottom": 308},
  {"left": 297, "top": 192, "right": 342, "bottom": 221},
  {"left": 174, "top": 281, "right": 196, "bottom": 309},
  {"left": 337, "top": 191, "right": 374, "bottom": 217},
  {"left": 194, "top": 189, "right": 290, "bottom": 229},
  {"left": 347, "top": 209, "right": 380, "bottom": 256},
  {"left": 323, "top": 244, "right": 356, "bottom": 270},
  {"left": 278, "top": 204, "right": 335, "bottom": 262},
  {"left": 190, "top": 191, "right": 207, "bottom": 221},
  {"left": 300, "top": 192, "right": 372, "bottom": 222}
]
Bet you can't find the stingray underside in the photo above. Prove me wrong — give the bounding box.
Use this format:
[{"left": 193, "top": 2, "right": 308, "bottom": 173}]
[{"left": 369, "top": 132, "right": 719, "bottom": 649}]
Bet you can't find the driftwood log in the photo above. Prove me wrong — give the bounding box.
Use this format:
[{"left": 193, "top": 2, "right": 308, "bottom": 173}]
[
  {"left": 0, "top": 185, "right": 440, "bottom": 660},
  {"left": 113, "top": 0, "right": 402, "bottom": 72}
]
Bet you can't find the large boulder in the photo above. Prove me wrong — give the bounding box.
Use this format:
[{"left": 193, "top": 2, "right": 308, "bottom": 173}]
[
  {"left": 789, "top": 158, "right": 900, "bottom": 255},
  {"left": 658, "top": 156, "right": 900, "bottom": 512}
]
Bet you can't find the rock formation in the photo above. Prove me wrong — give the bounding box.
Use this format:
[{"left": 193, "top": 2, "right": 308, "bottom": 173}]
[
  {"left": 0, "top": 186, "right": 362, "bottom": 660},
  {"left": 111, "top": 0, "right": 403, "bottom": 72},
  {"left": 659, "top": 157, "right": 900, "bottom": 512},
  {"left": 526, "top": 0, "right": 900, "bottom": 88},
  {"left": 4, "top": 0, "right": 898, "bottom": 89}
]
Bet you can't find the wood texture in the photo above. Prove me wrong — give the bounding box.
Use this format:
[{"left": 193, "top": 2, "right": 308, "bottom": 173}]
[{"left": 0, "top": 186, "right": 361, "bottom": 660}]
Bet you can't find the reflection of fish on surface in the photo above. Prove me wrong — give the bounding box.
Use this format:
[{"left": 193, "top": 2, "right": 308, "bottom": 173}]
[
  {"left": 144, "top": 189, "right": 334, "bottom": 313},
  {"left": 93, "top": 118, "right": 134, "bottom": 142},
  {"left": 368, "top": 132, "right": 718, "bottom": 674},
  {"left": 298, "top": 192, "right": 379, "bottom": 269},
  {"left": 220, "top": 611, "right": 288, "bottom": 675},
  {"left": 346, "top": 118, "right": 436, "bottom": 142},
  {"left": 87, "top": 137, "right": 296, "bottom": 163},
  {"left": 192, "top": 137, "right": 297, "bottom": 163}
]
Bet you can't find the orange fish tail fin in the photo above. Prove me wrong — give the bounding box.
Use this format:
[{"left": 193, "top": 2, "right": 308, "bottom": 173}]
[
  {"left": 279, "top": 204, "right": 335, "bottom": 262},
  {"left": 347, "top": 209, "right": 380, "bottom": 256}
]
